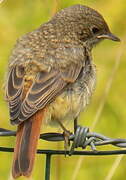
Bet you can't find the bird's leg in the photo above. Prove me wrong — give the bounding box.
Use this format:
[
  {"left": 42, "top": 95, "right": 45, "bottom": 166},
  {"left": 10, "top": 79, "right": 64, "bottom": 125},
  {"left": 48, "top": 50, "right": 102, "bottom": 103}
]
[{"left": 57, "top": 121, "right": 72, "bottom": 151}]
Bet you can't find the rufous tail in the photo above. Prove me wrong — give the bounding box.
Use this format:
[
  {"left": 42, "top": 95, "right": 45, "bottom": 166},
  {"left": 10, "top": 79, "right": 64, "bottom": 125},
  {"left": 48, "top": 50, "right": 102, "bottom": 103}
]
[{"left": 12, "top": 109, "right": 45, "bottom": 178}]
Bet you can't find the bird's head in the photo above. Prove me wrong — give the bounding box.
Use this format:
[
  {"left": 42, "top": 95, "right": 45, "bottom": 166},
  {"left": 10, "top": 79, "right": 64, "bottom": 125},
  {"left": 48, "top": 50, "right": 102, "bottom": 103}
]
[{"left": 52, "top": 4, "right": 120, "bottom": 49}]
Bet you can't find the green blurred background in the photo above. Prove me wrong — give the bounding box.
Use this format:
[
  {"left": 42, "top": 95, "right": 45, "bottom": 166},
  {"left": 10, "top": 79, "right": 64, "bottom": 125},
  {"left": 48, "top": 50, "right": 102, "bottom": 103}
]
[{"left": 0, "top": 0, "right": 126, "bottom": 180}]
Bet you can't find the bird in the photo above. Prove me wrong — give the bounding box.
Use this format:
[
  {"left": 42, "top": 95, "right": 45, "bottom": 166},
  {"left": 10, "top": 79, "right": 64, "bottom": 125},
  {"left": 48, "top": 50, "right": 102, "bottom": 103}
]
[{"left": 5, "top": 4, "right": 120, "bottom": 178}]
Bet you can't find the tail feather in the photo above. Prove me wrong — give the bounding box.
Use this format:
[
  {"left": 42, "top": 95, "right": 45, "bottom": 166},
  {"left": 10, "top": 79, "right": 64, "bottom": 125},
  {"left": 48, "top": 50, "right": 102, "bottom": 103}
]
[
  {"left": 12, "top": 124, "right": 24, "bottom": 178},
  {"left": 12, "top": 109, "right": 45, "bottom": 178}
]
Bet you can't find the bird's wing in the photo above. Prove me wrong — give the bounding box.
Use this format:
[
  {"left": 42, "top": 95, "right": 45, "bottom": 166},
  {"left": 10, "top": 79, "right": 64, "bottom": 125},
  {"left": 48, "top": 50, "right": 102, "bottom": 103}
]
[
  {"left": 6, "top": 65, "right": 25, "bottom": 123},
  {"left": 6, "top": 61, "right": 83, "bottom": 125}
]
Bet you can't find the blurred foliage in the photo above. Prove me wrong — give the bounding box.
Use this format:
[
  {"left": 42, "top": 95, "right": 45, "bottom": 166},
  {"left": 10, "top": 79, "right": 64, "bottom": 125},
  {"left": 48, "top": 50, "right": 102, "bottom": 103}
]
[{"left": 0, "top": 0, "right": 126, "bottom": 180}]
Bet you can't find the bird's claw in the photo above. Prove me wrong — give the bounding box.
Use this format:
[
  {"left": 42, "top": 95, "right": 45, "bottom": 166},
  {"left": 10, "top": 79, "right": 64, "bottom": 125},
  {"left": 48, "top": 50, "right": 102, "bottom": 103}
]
[{"left": 63, "top": 130, "right": 72, "bottom": 154}]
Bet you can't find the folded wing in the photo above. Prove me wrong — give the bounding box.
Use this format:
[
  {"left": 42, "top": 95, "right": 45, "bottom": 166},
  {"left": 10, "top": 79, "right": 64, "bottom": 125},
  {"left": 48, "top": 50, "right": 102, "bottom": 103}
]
[{"left": 6, "top": 62, "right": 83, "bottom": 125}]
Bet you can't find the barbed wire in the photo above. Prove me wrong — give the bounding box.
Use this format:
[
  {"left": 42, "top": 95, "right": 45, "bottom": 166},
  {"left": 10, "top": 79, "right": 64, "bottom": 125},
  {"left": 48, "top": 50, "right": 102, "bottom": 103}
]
[{"left": 0, "top": 126, "right": 126, "bottom": 156}]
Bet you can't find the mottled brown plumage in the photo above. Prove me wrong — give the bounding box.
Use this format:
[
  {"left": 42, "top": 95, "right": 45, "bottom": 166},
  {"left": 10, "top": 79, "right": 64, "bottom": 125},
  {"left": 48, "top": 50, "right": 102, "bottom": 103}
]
[{"left": 5, "top": 4, "right": 120, "bottom": 178}]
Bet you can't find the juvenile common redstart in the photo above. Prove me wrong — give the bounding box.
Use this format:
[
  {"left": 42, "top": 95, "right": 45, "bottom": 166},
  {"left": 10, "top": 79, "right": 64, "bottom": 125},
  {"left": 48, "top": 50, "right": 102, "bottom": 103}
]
[{"left": 5, "top": 4, "right": 120, "bottom": 178}]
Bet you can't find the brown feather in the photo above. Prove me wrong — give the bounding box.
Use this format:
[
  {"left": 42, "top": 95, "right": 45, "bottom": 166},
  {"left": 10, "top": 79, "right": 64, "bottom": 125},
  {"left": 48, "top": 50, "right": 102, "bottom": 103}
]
[
  {"left": 12, "top": 124, "right": 24, "bottom": 178},
  {"left": 12, "top": 107, "right": 45, "bottom": 178},
  {"left": 17, "top": 64, "right": 82, "bottom": 123},
  {"left": 60, "top": 63, "right": 83, "bottom": 82}
]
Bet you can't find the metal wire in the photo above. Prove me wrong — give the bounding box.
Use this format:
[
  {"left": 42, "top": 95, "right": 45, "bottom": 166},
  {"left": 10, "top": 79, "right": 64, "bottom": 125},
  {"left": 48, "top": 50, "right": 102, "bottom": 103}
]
[
  {"left": 1, "top": 126, "right": 126, "bottom": 180},
  {"left": 0, "top": 126, "right": 126, "bottom": 152},
  {"left": 1, "top": 147, "right": 126, "bottom": 156}
]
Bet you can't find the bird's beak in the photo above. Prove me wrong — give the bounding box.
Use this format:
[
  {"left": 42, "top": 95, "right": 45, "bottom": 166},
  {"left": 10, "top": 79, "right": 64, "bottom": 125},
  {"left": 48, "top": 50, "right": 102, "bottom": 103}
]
[{"left": 97, "top": 33, "right": 120, "bottom": 42}]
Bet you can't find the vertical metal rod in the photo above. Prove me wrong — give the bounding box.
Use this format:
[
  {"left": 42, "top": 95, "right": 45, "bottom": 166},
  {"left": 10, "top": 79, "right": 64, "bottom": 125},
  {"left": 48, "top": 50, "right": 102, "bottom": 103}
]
[
  {"left": 45, "top": 153, "right": 52, "bottom": 180},
  {"left": 74, "top": 118, "right": 78, "bottom": 134}
]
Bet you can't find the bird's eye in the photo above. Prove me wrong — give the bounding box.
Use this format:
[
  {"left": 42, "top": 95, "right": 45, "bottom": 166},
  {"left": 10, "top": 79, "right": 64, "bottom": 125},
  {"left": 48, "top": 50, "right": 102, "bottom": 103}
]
[{"left": 92, "top": 27, "right": 100, "bottom": 34}]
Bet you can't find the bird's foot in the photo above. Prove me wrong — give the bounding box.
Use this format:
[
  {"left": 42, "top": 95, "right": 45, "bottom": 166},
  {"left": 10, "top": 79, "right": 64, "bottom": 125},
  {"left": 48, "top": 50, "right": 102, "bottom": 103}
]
[{"left": 63, "top": 129, "right": 72, "bottom": 153}]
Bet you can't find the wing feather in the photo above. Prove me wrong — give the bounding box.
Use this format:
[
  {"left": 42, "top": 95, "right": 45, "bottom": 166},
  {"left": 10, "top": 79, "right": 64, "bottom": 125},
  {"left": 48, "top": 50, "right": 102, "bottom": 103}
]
[
  {"left": 18, "top": 70, "right": 67, "bottom": 122},
  {"left": 6, "top": 66, "right": 24, "bottom": 121},
  {"left": 60, "top": 63, "right": 82, "bottom": 82},
  {"left": 7, "top": 62, "right": 83, "bottom": 125}
]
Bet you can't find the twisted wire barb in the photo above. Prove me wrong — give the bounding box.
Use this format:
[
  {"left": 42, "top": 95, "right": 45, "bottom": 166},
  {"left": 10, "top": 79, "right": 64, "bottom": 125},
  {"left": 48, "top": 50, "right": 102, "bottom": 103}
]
[{"left": 0, "top": 126, "right": 126, "bottom": 155}]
